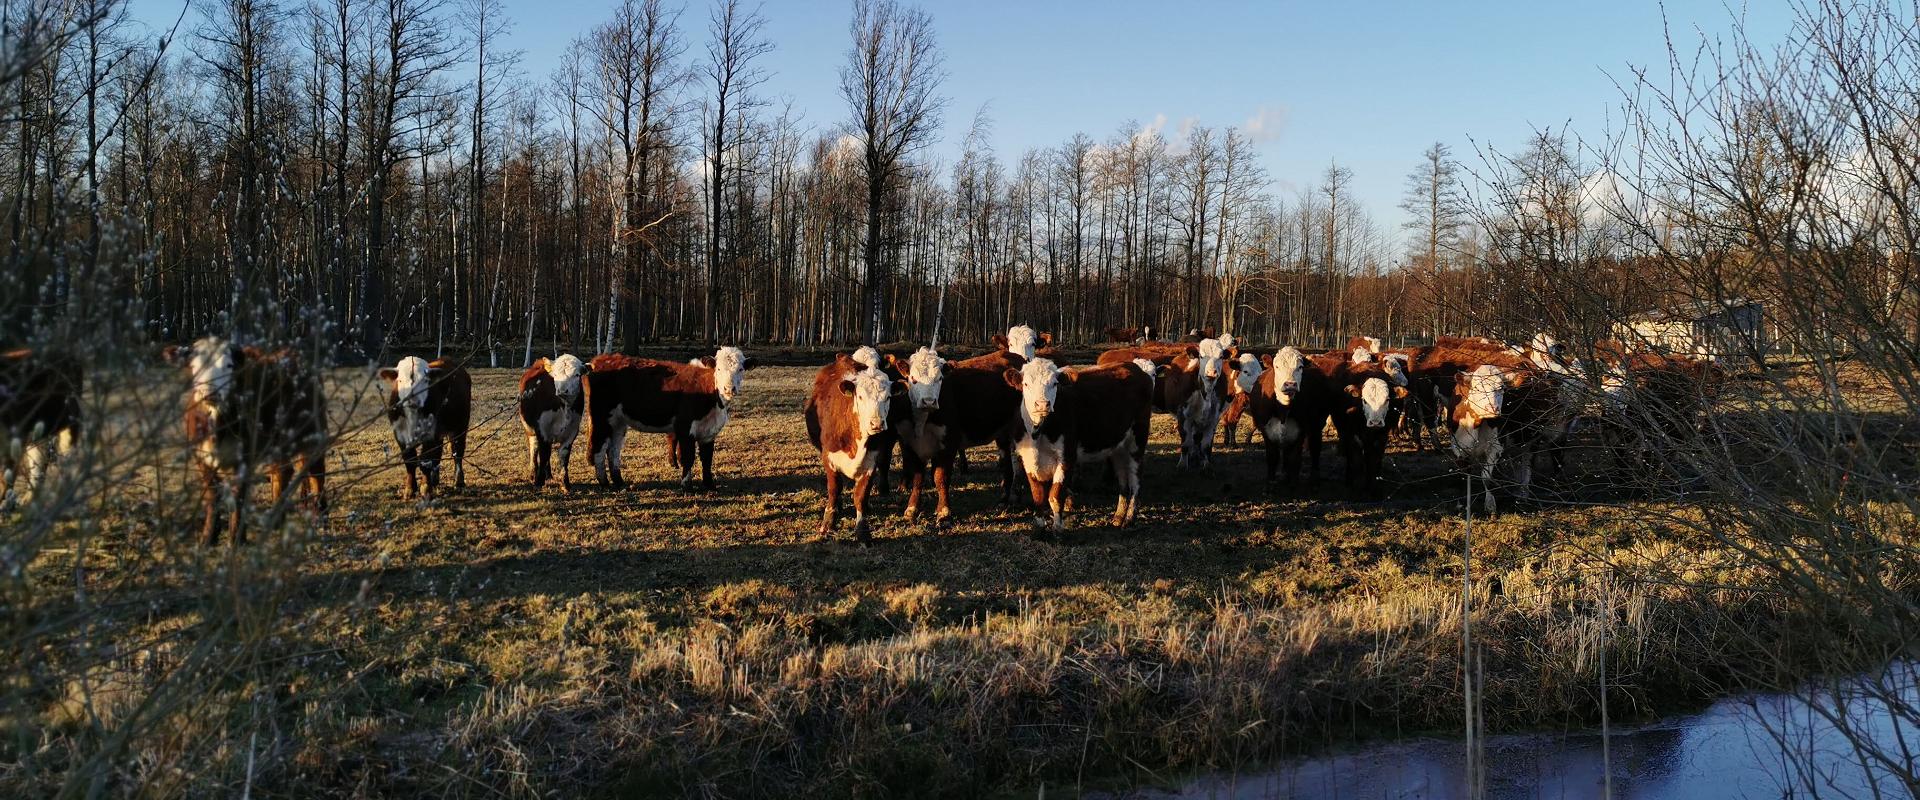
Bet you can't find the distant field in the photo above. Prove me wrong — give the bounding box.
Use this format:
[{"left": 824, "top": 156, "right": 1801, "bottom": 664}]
[{"left": 18, "top": 363, "right": 1849, "bottom": 797}]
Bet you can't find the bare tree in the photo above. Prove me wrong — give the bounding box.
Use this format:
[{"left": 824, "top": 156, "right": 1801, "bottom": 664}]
[
  {"left": 1400, "top": 141, "right": 1462, "bottom": 335},
  {"left": 840, "top": 0, "right": 944, "bottom": 344},
  {"left": 700, "top": 0, "right": 770, "bottom": 343}
]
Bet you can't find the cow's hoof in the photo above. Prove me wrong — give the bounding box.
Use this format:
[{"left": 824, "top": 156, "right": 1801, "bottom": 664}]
[{"left": 932, "top": 514, "right": 951, "bottom": 531}]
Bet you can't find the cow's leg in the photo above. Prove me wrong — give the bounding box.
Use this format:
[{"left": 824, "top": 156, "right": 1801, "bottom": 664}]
[
  {"left": 402, "top": 446, "right": 420, "bottom": 499},
  {"left": 1045, "top": 466, "right": 1068, "bottom": 534},
  {"left": 931, "top": 451, "right": 954, "bottom": 527},
  {"left": 1173, "top": 409, "right": 1190, "bottom": 469},
  {"left": 901, "top": 450, "right": 925, "bottom": 522},
  {"left": 451, "top": 433, "right": 467, "bottom": 489},
  {"left": 1026, "top": 473, "right": 1049, "bottom": 530},
  {"left": 850, "top": 470, "right": 875, "bottom": 544},
  {"left": 303, "top": 452, "right": 327, "bottom": 516},
  {"left": 1306, "top": 428, "right": 1325, "bottom": 482},
  {"left": 819, "top": 463, "right": 841, "bottom": 536},
  {"left": 697, "top": 439, "right": 715, "bottom": 491},
  {"left": 998, "top": 438, "right": 1018, "bottom": 505},
  {"left": 198, "top": 466, "right": 222, "bottom": 546},
  {"left": 556, "top": 439, "right": 575, "bottom": 493},
  {"left": 675, "top": 432, "right": 697, "bottom": 490},
  {"left": 527, "top": 434, "right": 543, "bottom": 485},
  {"left": 1265, "top": 439, "right": 1282, "bottom": 484},
  {"left": 606, "top": 427, "right": 628, "bottom": 488},
  {"left": 227, "top": 467, "right": 249, "bottom": 546},
  {"left": 872, "top": 438, "right": 893, "bottom": 496},
  {"left": 1110, "top": 450, "right": 1139, "bottom": 526},
  {"left": 590, "top": 424, "right": 611, "bottom": 485}
]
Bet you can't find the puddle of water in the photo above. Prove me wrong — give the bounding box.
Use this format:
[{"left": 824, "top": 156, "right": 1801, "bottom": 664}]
[{"left": 1139, "top": 662, "right": 1919, "bottom": 799}]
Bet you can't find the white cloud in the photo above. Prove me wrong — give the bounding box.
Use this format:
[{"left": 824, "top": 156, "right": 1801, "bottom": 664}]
[{"left": 1242, "top": 106, "right": 1287, "bottom": 143}]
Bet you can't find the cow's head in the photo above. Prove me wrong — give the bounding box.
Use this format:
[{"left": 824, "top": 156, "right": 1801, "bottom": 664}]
[
  {"left": 1381, "top": 353, "right": 1410, "bottom": 387},
  {"left": 1350, "top": 346, "right": 1376, "bottom": 363},
  {"left": 706, "top": 346, "right": 749, "bottom": 403},
  {"left": 838, "top": 367, "right": 898, "bottom": 437},
  {"left": 851, "top": 345, "right": 881, "bottom": 371},
  {"left": 1004, "top": 357, "right": 1061, "bottom": 425},
  {"left": 1458, "top": 364, "right": 1506, "bottom": 419},
  {"left": 379, "top": 356, "right": 438, "bottom": 445},
  {"left": 1194, "top": 338, "right": 1228, "bottom": 382},
  {"left": 1232, "top": 352, "right": 1264, "bottom": 395},
  {"left": 1001, "top": 324, "right": 1044, "bottom": 360},
  {"left": 1131, "top": 357, "right": 1167, "bottom": 389},
  {"left": 167, "top": 336, "right": 239, "bottom": 407},
  {"left": 892, "top": 347, "right": 948, "bottom": 411},
  {"left": 1345, "top": 376, "right": 1407, "bottom": 429},
  {"left": 1270, "top": 346, "right": 1307, "bottom": 405},
  {"left": 547, "top": 353, "right": 589, "bottom": 403}
]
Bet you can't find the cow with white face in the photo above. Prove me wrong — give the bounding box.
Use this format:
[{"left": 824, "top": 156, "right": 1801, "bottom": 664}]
[
  {"left": 587, "top": 347, "right": 754, "bottom": 491},
  {"left": 166, "top": 336, "right": 328, "bottom": 544},
  {"left": 804, "top": 354, "right": 906, "bottom": 542},
  {"left": 994, "top": 324, "right": 1054, "bottom": 361},
  {"left": 1173, "top": 337, "right": 1234, "bottom": 469},
  {"left": 380, "top": 356, "right": 471, "bottom": 501},
  {"left": 1005, "top": 358, "right": 1155, "bottom": 534},
  {"left": 1219, "top": 351, "right": 1265, "bottom": 446},
  {"left": 886, "top": 347, "right": 957, "bottom": 523},
  {"left": 1244, "top": 346, "right": 1333, "bottom": 486},
  {"left": 1448, "top": 363, "right": 1568, "bottom": 515},
  {"left": 1328, "top": 367, "right": 1409, "bottom": 496},
  {"left": 518, "top": 354, "right": 590, "bottom": 490}
]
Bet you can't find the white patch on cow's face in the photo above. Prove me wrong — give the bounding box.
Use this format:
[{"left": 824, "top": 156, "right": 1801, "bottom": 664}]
[
  {"left": 1005, "top": 325, "right": 1039, "bottom": 360},
  {"left": 186, "top": 336, "right": 235, "bottom": 406},
  {"left": 390, "top": 356, "right": 431, "bottom": 409},
  {"left": 1360, "top": 377, "right": 1392, "bottom": 428},
  {"left": 1272, "top": 346, "right": 1307, "bottom": 405},
  {"left": 1381, "top": 354, "right": 1410, "bottom": 387},
  {"left": 849, "top": 367, "right": 892, "bottom": 437},
  {"left": 1195, "top": 338, "right": 1227, "bottom": 380},
  {"left": 547, "top": 353, "right": 586, "bottom": 401},
  {"left": 1465, "top": 364, "right": 1506, "bottom": 418},
  {"left": 1233, "top": 353, "right": 1263, "bottom": 395},
  {"left": 1351, "top": 347, "right": 1375, "bottom": 364},
  {"left": 851, "top": 346, "right": 880, "bottom": 371},
  {"left": 903, "top": 347, "right": 945, "bottom": 411},
  {"left": 1018, "top": 358, "right": 1061, "bottom": 425},
  {"left": 711, "top": 346, "right": 746, "bottom": 403}
]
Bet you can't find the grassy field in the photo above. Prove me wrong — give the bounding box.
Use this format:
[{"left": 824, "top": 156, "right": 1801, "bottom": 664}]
[{"left": 11, "top": 360, "right": 1861, "bottom": 797}]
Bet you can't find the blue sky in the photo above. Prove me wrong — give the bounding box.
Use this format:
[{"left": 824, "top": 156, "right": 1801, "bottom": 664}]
[{"left": 123, "top": 0, "right": 1797, "bottom": 238}]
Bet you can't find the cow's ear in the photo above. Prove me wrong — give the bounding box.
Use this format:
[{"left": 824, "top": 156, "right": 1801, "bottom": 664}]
[
  {"left": 885, "top": 353, "right": 906, "bottom": 372},
  {"left": 741, "top": 356, "right": 756, "bottom": 370},
  {"left": 696, "top": 356, "right": 716, "bottom": 369},
  {"left": 1186, "top": 346, "right": 1201, "bottom": 360},
  {"left": 1226, "top": 347, "right": 1239, "bottom": 360},
  {"left": 1345, "top": 384, "right": 1361, "bottom": 397},
  {"left": 992, "top": 334, "right": 1009, "bottom": 348},
  {"left": 1003, "top": 368, "right": 1023, "bottom": 390},
  {"left": 1039, "top": 332, "right": 1053, "bottom": 347},
  {"left": 889, "top": 381, "right": 908, "bottom": 398},
  {"left": 839, "top": 379, "right": 856, "bottom": 397},
  {"left": 1392, "top": 385, "right": 1409, "bottom": 399},
  {"left": 940, "top": 362, "right": 953, "bottom": 376},
  {"left": 532, "top": 357, "right": 549, "bottom": 371},
  {"left": 1259, "top": 353, "right": 1274, "bottom": 368},
  {"left": 378, "top": 368, "right": 399, "bottom": 383},
  {"left": 579, "top": 360, "right": 593, "bottom": 373}
]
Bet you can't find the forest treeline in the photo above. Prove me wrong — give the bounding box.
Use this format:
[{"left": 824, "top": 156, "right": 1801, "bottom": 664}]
[{"left": 0, "top": 0, "right": 1528, "bottom": 361}]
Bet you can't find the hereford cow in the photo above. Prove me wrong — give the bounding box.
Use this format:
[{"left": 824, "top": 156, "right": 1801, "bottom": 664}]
[
  {"left": 1219, "top": 351, "right": 1263, "bottom": 446},
  {"left": 379, "top": 357, "right": 470, "bottom": 501},
  {"left": 518, "top": 354, "right": 589, "bottom": 490},
  {"left": 1005, "top": 358, "right": 1155, "bottom": 534},
  {"left": 165, "top": 337, "right": 328, "bottom": 545},
  {"left": 585, "top": 347, "right": 752, "bottom": 490},
  {"left": 1096, "top": 337, "right": 1232, "bottom": 469},
  {"left": 1244, "top": 346, "right": 1333, "bottom": 486},
  {"left": 0, "top": 349, "right": 81, "bottom": 509},
  {"left": 1323, "top": 360, "right": 1409, "bottom": 496},
  {"left": 1449, "top": 364, "right": 1562, "bottom": 514},
  {"left": 1103, "top": 325, "right": 1154, "bottom": 344},
  {"left": 804, "top": 355, "right": 905, "bottom": 542},
  {"left": 928, "top": 342, "right": 1030, "bottom": 505}
]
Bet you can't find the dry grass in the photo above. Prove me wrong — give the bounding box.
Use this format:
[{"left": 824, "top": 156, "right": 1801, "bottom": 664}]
[{"left": 3, "top": 362, "right": 1884, "bottom": 797}]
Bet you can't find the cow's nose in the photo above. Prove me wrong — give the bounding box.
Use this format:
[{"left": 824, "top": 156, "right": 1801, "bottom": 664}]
[
  {"left": 1368, "top": 420, "right": 1385, "bottom": 428},
  {"left": 1281, "top": 383, "right": 1298, "bottom": 395}
]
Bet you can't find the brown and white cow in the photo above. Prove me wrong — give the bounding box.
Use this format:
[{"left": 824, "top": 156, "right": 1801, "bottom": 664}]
[
  {"left": 1218, "top": 351, "right": 1263, "bottom": 446},
  {"left": 585, "top": 347, "right": 752, "bottom": 490},
  {"left": 1005, "top": 358, "right": 1155, "bottom": 534},
  {"left": 1323, "top": 360, "right": 1410, "bottom": 496},
  {"left": 942, "top": 334, "right": 1038, "bottom": 502},
  {"left": 165, "top": 336, "right": 328, "bottom": 545},
  {"left": 1096, "top": 337, "right": 1233, "bottom": 469},
  {"left": 1449, "top": 364, "right": 1563, "bottom": 514},
  {"left": 804, "top": 354, "right": 905, "bottom": 542},
  {"left": 518, "top": 354, "right": 589, "bottom": 490},
  {"left": 1245, "top": 346, "right": 1334, "bottom": 486},
  {"left": 379, "top": 357, "right": 470, "bottom": 501},
  {"left": 0, "top": 348, "right": 81, "bottom": 510}
]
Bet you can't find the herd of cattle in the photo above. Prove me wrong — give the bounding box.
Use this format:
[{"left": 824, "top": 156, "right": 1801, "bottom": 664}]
[{"left": 0, "top": 326, "right": 1722, "bottom": 544}]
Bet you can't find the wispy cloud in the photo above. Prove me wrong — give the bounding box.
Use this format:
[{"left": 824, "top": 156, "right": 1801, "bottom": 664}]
[{"left": 1242, "top": 106, "right": 1288, "bottom": 143}]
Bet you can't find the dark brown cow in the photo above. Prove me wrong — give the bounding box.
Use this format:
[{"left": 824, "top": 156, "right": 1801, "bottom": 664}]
[
  {"left": 585, "top": 347, "right": 751, "bottom": 490},
  {"left": 804, "top": 354, "right": 905, "bottom": 542},
  {"left": 1244, "top": 346, "right": 1334, "bottom": 486},
  {"left": 518, "top": 354, "right": 589, "bottom": 490},
  {"left": 1322, "top": 359, "right": 1410, "bottom": 496},
  {"left": 165, "top": 337, "right": 327, "bottom": 545},
  {"left": 0, "top": 348, "right": 81, "bottom": 509},
  {"left": 1097, "top": 338, "right": 1233, "bottom": 469},
  {"left": 1004, "top": 358, "right": 1155, "bottom": 534},
  {"left": 1103, "top": 325, "right": 1153, "bottom": 343},
  {"left": 379, "top": 356, "right": 471, "bottom": 501},
  {"left": 938, "top": 345, "right": 1029, "bottom": 503}
]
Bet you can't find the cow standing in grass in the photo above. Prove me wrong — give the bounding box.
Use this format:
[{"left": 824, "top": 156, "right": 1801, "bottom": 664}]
[
  {"left": 1245, "top": 346, "right": 1333, "bottom": 486},
  {"left": 1323, "top": 359, "right": 1409, "bottom": 497},
  {"left": 945, "top": 331, "right": 1038, "bottom": 503},
  {"left": 166, "top": 337, "right": 328, "bottom": 545},
  {"left": 805, "top": 354, "right": 905, "bottom": 543},
  {"left": 1005, "top": 358, "right": 1155, "bottom": 535},
  {"left": 852, "top": 345, "right": 900, "bottom": 495},
  {"left": 380, "top": 357, "right": 471, "bottom": 501},
  {"left": 1218, "top": 352, "right": 1264, "bottom": 446},
  {"left": 585, "top": 347, "right": 751, "bottom": 490},
  {"left": 0, "top": 348, "right": 81, "bottom": 510},
  {"left": 518, "top": 354, "right": 589, "bottom": 490},
  {"left": 1449, "top": 364, "right": 1563, "bottom": 514}
]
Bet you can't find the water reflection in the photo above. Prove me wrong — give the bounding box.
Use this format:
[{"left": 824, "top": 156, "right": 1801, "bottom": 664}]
[{"left": 1142, "top": 662, "right": 1918, "bottom": 799}]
